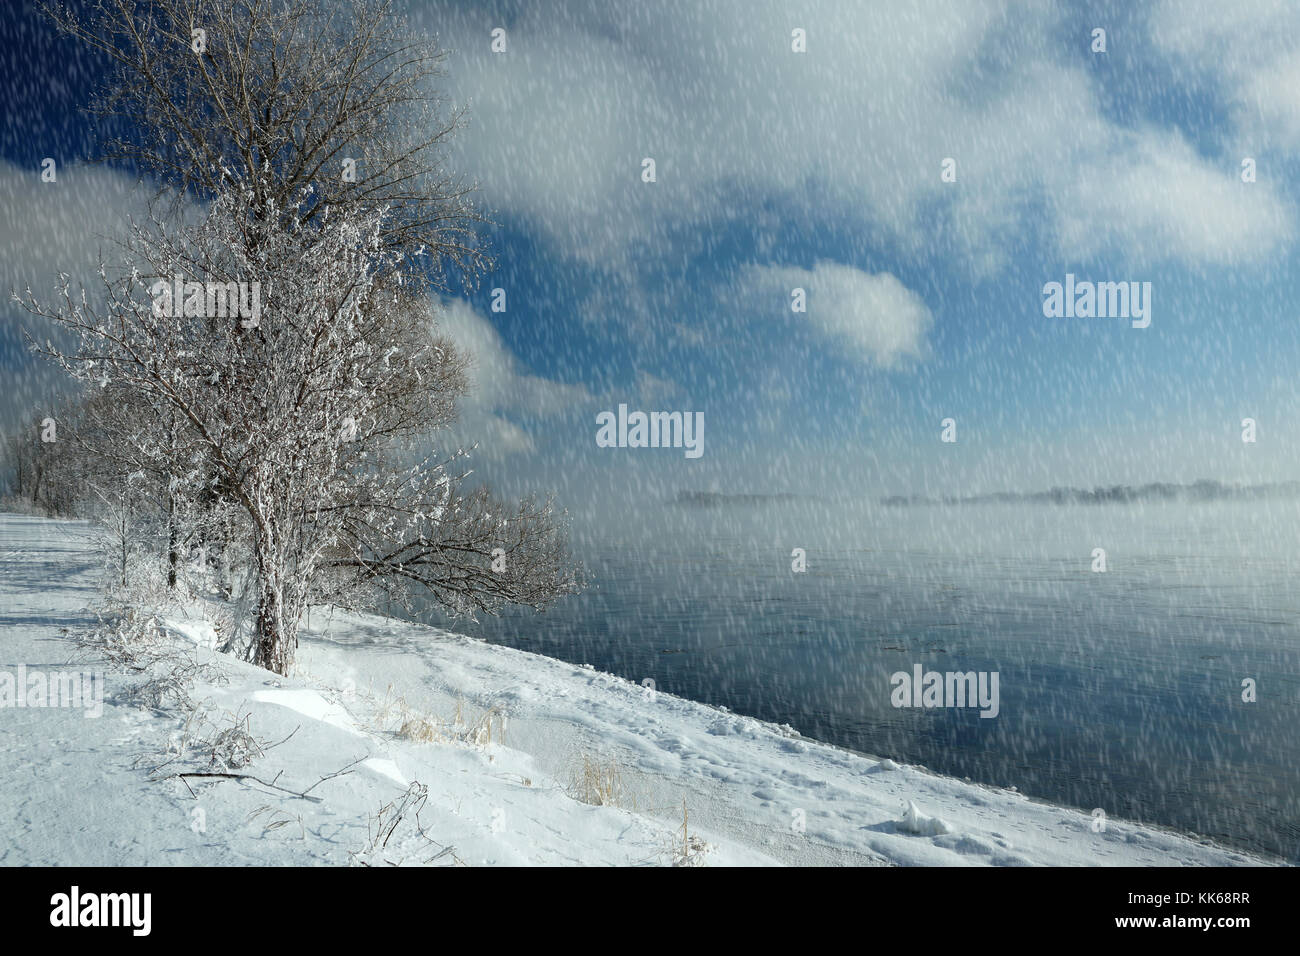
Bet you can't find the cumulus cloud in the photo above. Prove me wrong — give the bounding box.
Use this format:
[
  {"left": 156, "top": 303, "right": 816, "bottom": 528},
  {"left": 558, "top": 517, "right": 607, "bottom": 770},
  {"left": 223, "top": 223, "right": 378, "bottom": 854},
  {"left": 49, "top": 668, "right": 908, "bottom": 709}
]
[
  {"left": 421, "top": 0, "right": 1294, "bottom": 273},
  {"left": 0, "top": 159, "right": 156, "bottom": 300},
  {"left": 1051, "top": 128, "right": 1294, "bottom": 266},
  {"left": 733, "top": 261, "right": 932, "bottom": 367},
  {"left": 1150, "top": 0, "right": 1300, "bottom": 150},
  {"left": 433, "top": 298, "right": 591, "bottom": 456},
  {"left": 0, "top": 160, "right": 165, "bottom": 432},
  {"left": 428, "top": 1, "right": 1038, "bottom": 265}
]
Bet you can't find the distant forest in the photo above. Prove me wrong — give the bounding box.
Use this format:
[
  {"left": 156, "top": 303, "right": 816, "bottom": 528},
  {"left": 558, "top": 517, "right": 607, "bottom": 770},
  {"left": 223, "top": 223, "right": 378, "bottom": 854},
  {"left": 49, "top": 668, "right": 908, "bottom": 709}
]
[{"left": 671, "top": 481, "right": 1300, "bottom": 509}]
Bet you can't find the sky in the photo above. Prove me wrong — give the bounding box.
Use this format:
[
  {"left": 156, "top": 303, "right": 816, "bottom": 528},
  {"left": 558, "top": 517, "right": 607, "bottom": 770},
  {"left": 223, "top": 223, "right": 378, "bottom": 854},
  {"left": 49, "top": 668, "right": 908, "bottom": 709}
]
[{"left": 3, "top": 0, "right": 1300, "bottom": 512}]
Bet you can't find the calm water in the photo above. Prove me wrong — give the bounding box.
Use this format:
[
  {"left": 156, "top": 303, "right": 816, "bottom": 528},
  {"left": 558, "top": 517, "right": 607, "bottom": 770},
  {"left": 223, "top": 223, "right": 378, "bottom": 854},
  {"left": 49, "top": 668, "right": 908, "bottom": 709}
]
[{"left": 412, "top": 498, "right": 1300, "bottom": 861}]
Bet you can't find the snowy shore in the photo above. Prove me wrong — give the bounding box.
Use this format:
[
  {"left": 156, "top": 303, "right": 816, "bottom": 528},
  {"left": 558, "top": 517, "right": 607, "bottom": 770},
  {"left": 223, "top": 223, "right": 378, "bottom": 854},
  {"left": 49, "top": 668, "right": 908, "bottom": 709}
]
[{"left": 0, "top": 514, "right": 1276, "bottom": 866}]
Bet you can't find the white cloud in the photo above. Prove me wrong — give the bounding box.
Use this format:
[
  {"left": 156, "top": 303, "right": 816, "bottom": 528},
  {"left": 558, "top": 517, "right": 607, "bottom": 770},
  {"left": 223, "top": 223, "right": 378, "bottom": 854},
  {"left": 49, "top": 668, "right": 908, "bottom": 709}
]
[
  {"left": 433, "top": 298, "right": 591, "bottom": 456},
  {"left": 420, "top": 0, "right": 1294, "bottom": 273},
  {"left": 734, "top": 261, "right": 932, "bottom": 367},
  {"left": 1051, "top": 128, "right": 1294, "bottom": 266},
  {"left": 0, "top": 160, "right": 166, "bottom": 432},
  {"left": 1151, "top": 0, "right": 1300, "bottom": 150},
  {"left": 435, "top": 298, "right": 590, "bottom": 415},
  {"left": 0, "top": 159, "right": 156, "bottom": 300}
]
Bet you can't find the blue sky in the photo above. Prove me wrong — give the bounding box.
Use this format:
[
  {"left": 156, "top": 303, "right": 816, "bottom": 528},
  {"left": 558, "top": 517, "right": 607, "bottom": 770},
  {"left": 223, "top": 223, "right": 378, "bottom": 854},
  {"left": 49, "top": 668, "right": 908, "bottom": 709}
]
[{"left": 4, "top": 0, "right": 1300, "bottom": 509}]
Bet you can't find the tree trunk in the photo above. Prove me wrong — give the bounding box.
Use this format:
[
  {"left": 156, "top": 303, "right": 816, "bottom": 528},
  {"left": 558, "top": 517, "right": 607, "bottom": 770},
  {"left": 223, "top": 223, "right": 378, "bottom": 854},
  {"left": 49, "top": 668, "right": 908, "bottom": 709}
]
[
  {"left": 254, "top": 586, "right": 292, "bottom": 675},
  {"left": 119, "top": 508, "right": 129, "bottom": 588},
  {"left": 167, "top": 492, "right": 178, "bottom": 590},
  {"left": 253, "top": 544, "right": 299, "bottom": 676}
]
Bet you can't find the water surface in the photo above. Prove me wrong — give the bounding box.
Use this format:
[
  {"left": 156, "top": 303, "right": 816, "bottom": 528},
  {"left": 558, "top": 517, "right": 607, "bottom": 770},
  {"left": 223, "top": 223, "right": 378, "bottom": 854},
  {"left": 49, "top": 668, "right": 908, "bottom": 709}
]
[{"left": 413, "top": 497, "right": 1300, "bottom": 860}]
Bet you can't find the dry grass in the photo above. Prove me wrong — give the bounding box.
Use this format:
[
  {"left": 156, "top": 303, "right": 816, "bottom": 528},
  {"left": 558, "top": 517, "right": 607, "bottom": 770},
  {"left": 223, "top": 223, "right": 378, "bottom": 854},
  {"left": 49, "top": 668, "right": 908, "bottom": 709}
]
[
  {"left": 367, "top": 685, "right": 508, "bottom": 750},
  {"left": 566, "top": 752, "right": 632, "bottom": 809},
  {"left": 668, "top": 798, "right": 711, "bottom": 866}
]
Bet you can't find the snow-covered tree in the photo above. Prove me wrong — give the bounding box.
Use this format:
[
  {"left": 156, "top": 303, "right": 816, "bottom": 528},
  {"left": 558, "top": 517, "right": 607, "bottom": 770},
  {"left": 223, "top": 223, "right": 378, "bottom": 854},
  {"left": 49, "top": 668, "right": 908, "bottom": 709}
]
[
  {"left": 21, "top": 0, "right": 579, "bottom": 674},
  {"left": 21, "top": 181, "right": 578, "bottom": 675}
]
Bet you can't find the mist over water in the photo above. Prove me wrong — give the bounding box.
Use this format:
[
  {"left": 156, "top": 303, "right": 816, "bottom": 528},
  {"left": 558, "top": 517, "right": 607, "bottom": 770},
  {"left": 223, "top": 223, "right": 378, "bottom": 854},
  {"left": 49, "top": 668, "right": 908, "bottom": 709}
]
[{"left": 411, "top": 496, "right": 1300, "bottom": 860}]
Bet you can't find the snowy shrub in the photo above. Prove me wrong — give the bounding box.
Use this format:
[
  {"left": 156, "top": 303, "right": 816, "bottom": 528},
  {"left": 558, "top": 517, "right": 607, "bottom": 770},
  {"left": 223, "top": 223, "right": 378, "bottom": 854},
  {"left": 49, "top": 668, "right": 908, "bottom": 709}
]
[
  {"left": 76, "top": 603, "right": 170, "bottom": 673},
  {"left": 128, "top": 664, "right": 199, "bottom": 713},
  {"left": 77, "top": 600, "right": 229, "bottom": 726},
  {"left": 201, "top": 713, "right": 265, "bottom": 772}
]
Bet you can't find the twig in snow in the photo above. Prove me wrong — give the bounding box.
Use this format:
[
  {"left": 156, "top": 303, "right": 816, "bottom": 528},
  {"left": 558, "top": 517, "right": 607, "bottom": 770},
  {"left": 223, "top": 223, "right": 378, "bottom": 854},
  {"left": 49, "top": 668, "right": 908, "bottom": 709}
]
[{"left": 168, "top": 754, "right": 367, "bottom": 803}]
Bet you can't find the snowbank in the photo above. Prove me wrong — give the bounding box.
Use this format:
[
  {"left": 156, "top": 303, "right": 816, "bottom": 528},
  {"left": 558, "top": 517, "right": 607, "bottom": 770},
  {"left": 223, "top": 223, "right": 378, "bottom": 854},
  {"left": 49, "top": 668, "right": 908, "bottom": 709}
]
[{"left": 0, "top": 515, "right": 1275, "bottom": 866}]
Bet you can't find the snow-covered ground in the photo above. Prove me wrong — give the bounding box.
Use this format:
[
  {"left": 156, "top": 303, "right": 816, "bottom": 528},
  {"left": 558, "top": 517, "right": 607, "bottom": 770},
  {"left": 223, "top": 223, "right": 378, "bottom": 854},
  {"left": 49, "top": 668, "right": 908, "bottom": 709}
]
[{"left": 0, "top": 514, "right": 1276, "bottom": 866}]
